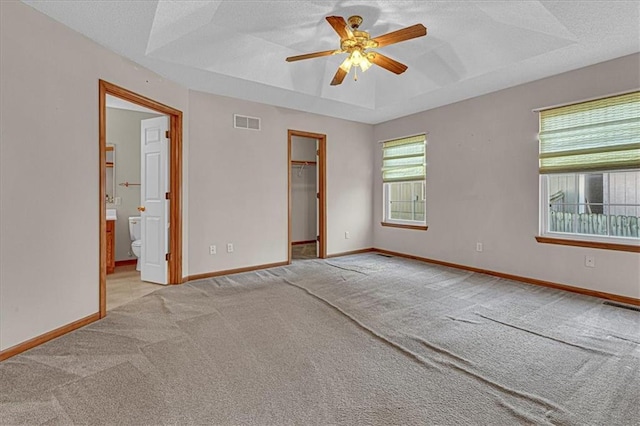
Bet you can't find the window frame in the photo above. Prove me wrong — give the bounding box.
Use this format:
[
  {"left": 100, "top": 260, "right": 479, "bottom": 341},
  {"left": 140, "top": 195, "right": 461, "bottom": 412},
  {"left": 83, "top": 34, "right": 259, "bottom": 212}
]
[
  {"left": 536, "top": 92, "right": 640, "bottom": 252},
  {"left": 383, "top": 180, "right": 427, "bottom": 228},
  {"left": 381, "top": 134, "right": 427, "bottom": 230}
]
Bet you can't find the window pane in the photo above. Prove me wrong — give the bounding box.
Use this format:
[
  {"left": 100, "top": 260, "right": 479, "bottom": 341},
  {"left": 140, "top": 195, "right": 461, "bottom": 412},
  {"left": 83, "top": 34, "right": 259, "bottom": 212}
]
[
  {"left": 546, "top": 170, "right": 640, "bottom": 238},
  {"left": 548, "top": 174, "right": 578, "bottom": 209},
  {"left": 413, "top": 182, "right": 425, "bottom": 221},
  {"left": 388, "top": 182, "right": 425, "bottom": 222}
]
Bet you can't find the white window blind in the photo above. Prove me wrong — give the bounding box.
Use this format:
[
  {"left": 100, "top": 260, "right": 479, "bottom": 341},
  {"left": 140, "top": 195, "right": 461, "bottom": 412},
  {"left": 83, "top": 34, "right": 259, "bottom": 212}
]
[
  {"left": 382, "top": 134, "right": 426, "bottom": 182},
  {"left": 539, "top": 91, "right": 640, "bottom": 174}
]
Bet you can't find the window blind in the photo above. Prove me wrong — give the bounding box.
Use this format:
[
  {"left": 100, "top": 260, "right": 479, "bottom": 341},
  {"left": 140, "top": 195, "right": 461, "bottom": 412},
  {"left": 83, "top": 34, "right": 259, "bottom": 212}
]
[
  {"left": 539, "top": 91, "right": 640, "bottom": 174},
  {"left": 382, "top": 134, "right": 426, "bottom": 182}
]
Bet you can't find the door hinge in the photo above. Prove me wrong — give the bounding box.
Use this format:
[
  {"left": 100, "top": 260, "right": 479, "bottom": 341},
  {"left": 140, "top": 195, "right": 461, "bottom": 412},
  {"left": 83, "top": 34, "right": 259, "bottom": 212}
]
[
  {"left": 316, "top": 235, "right": 320, "bottom": 241},
  {"left": 165, "top": 130, "right": 170, "bottom": 139},
  {"left": 165, "top": 192, "right": 170, "bottom": 200},
  {"left": 165, "top": 253, "right": 171, "bottom": 261},
  {"left": 316, "top": 193, "right": 320, "bottom": 199},
  {"left": 316, "top": 150, "right": 319, "bottom": 156}
]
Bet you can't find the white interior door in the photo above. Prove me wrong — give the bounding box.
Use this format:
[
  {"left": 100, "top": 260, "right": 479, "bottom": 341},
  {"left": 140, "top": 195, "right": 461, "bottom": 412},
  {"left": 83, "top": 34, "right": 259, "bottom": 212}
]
[{"left": 140, "top": 116, "right": 169, "bottom": 284}]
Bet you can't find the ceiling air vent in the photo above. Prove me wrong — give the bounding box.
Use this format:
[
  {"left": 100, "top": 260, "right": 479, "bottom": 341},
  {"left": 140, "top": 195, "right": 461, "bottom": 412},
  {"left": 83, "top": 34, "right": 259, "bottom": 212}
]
[{"left": 234, "top": 114, "right": 261, "bottom": 131}]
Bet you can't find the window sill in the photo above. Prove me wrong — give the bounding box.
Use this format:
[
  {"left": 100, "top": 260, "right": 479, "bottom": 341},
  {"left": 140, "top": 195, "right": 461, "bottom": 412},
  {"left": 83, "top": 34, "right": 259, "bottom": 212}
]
[
  {"left": 535, "top": 236, "right": 640, "bottom": 253},
  {"left": 381, "top": 222, "right": 428, "bottom": 231}
]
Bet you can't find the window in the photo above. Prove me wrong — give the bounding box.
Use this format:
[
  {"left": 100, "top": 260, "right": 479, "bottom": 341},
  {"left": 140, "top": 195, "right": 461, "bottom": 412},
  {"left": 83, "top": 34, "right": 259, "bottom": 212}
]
[
  {"left": 382, "top": 134, "right": 427, "bottom": 228},
  {"left": 538, "top": 92, "right": 640, "bottom": 248}
]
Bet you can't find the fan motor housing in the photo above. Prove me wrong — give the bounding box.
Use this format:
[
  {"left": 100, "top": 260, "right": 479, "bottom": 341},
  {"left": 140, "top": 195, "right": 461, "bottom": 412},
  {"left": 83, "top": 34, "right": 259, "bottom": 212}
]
[
  {"left": 347, "top": 15, "right": 363, "bottom": 29},
  {"left": 341, "top": 30, "right": 378, "bottom": 51}
]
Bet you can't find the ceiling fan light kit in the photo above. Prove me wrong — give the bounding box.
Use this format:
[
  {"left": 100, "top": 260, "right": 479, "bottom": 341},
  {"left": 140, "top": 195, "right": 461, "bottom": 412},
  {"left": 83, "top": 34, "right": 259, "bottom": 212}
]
[{"left": 286, "top": 15, "right": 427, "bottom": 86}]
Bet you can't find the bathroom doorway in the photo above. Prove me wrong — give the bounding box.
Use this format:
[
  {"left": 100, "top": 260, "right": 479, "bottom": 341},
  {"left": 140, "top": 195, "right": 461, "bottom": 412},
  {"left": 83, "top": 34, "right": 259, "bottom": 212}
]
[
  {"left": 288, "top": 130, "right": 326, "bottom": 262},
  {"left": 99, "top": 80, "right": 183, "bottom": 317}
]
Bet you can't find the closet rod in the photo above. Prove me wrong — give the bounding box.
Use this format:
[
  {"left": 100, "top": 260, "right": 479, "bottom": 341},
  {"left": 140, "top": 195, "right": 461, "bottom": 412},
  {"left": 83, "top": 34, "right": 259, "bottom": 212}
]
[{"left": 291, "top": 160, "right": 317, "bottom": 165}]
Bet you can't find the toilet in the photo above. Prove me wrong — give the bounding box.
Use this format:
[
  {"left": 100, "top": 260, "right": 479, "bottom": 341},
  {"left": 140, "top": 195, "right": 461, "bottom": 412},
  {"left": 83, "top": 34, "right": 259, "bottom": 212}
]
[{"left": 128, "top": 216, "right": 142, "bottom": 271}]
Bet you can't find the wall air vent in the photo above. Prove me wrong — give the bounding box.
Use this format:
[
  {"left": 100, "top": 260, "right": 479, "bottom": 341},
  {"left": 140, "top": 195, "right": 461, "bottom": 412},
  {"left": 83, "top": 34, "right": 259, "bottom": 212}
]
[{"left": 234, "top": 114, "right": 261, "bottom": 131}]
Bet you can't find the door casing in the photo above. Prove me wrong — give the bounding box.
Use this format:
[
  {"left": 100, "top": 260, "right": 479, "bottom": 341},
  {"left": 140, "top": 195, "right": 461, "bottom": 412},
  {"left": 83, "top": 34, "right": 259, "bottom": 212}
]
[
  {"left": 288, "top": 129, "right": 327, "bottom": 262},
  {"left": 99, "top": 80, "right": 183, "bottom": 317}
]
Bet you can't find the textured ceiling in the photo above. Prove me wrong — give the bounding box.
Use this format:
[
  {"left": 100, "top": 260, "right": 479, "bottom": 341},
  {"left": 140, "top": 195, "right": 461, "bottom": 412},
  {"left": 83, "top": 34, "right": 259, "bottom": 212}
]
[{"left": 22, "top": 1, "right": 640, "bottom": 124}]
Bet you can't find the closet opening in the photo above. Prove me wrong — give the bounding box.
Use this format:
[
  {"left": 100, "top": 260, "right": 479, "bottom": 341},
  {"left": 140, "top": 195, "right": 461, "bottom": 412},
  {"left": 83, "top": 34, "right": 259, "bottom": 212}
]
[{"left": 288, "top": 130, "right": 326, "bottom": 261}]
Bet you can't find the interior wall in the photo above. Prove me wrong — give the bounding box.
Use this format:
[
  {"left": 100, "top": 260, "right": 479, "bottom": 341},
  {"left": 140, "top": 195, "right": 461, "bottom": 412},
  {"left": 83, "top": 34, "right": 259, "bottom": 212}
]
[
  {"left": 373, "top": 53, "right": 640, "bottom": 299},
  {"left": 291, "top": 164, "right": 317, "bottom": 242},
  {"left": 106, "top": 108, "right": 162, "bottom": 261},
  {"left": 188, "top": 90, "right": 374, "bottom": 275},
  {"left": 0, "top": 1, "right": 190, "bottom": 351},
  {"left": 291, "top": 136, "right": 318, "bottom": 243},
  {"left": 291, "top": 136, "right": 317, "bottom": 161}
]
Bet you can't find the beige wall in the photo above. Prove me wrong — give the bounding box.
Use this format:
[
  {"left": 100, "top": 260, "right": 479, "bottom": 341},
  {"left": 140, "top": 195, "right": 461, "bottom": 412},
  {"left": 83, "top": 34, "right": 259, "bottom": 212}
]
[
  {"left": 106, "top": 108, "right": 162, "bottom": 261},
  {"left": 291, "top": 135, "right": 317, "bottom": 162},
  {"left": 373, "top": 53, "right": 640, "bottom": 299},
  {"left": 187, "top": 90, "right": 374, "bottom": 275},
  {"left": 0, "top": 1, "right": 190, "bottom": 351}
]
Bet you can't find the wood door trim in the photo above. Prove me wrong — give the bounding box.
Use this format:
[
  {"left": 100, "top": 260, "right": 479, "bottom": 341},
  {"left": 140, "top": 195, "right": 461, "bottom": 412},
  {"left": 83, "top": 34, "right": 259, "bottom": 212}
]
[
  {"left": 288, "top": 130, "right": 327, "bottom": 263},
  {"left": 99, "top": 80, "right": 183, "bottom": 319}
]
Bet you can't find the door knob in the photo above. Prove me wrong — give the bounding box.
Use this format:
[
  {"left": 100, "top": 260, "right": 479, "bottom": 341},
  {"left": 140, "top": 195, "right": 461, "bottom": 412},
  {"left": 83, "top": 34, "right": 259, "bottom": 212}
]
[{"left": 137, "top": 206, "right": 146, "bottom": 212}]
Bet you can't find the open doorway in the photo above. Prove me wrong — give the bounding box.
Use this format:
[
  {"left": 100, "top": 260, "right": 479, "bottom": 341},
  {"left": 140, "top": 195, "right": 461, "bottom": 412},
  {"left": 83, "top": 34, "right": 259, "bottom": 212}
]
[
  {"left": 104, "top": 98, "right": 166, "bottom": 310},
  {"left": 288, "top": 130, "right": 326, "bottom": 262},
  {"left": 99, "top": 80, "right": 183, "bottom": 317}
]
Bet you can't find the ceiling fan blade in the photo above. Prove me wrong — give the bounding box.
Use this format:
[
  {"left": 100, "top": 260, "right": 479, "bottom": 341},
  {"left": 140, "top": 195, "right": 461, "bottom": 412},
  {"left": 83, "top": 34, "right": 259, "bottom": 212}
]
[
  {"left": 373, "top": 23, "right": 427, "bottom": 48},
  {"left": 326, "top": 16, "right": 352, "bottom": 40},
  {"left": 286, "top": 49, "right": 338, "bottom": 62},
  {"left": 369, "top": 52, "right": 408, "bottom": 75},
  {"left": 330, "top": 67, "right": 349, "bottom": 86}
]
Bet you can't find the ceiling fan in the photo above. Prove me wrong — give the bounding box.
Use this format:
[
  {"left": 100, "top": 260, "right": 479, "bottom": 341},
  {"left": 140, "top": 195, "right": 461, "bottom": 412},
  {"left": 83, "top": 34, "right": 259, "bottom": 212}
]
[{"left": 286, "top": 15, "right": 427, "bottom": 86}]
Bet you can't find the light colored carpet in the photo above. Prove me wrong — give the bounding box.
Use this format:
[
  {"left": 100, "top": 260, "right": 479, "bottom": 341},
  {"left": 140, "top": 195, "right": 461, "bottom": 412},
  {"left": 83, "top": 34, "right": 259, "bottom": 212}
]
[{"left": 1, "top": 253, "right": 638, "bottom": 425}]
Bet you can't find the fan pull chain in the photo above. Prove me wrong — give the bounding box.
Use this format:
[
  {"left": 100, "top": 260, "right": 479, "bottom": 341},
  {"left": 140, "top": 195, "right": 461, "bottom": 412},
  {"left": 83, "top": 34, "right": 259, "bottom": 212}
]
[{"left": 354, "top": 67, "right": 358, "bottom": 81}]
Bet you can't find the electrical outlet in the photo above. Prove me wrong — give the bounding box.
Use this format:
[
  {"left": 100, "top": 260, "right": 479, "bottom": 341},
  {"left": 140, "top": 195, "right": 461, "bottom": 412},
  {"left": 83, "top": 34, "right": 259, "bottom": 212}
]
[
  {"left": 227, "top": 243, "right": 234, "bottom": 253},
  {"left": 209, "top": 245, "right": 216, "bottom": 255},
  {"left": 585, "top": 255, "right": 595, "bottom": 268},
  {"left": 345, "top": 231, "right": 350, "bottom": 239},
  {"left": 114, "top": 197, "right": 121, "bottom": 206},
  {"left": 476, "top": 242, "right": 483, "bottom": 252}
]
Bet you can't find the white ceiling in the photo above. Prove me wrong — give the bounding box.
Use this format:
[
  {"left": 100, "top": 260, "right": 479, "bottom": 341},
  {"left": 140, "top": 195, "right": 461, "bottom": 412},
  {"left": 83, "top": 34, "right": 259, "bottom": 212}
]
[{"left": 22, "top": 1, "right": 640, "bottom": 124}]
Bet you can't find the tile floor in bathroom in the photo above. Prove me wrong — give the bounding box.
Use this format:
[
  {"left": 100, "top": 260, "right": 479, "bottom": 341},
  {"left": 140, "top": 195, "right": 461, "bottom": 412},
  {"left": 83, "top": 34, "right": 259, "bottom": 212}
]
[{"left": 107, "top": 264, "right": 164, "bottom": 311}]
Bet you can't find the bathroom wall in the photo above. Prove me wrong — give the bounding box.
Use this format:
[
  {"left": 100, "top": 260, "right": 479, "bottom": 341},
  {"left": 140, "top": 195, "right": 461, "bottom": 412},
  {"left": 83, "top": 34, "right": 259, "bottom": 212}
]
[{"left": 106, "top": 107, "right": 162, "bottom": 262}]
